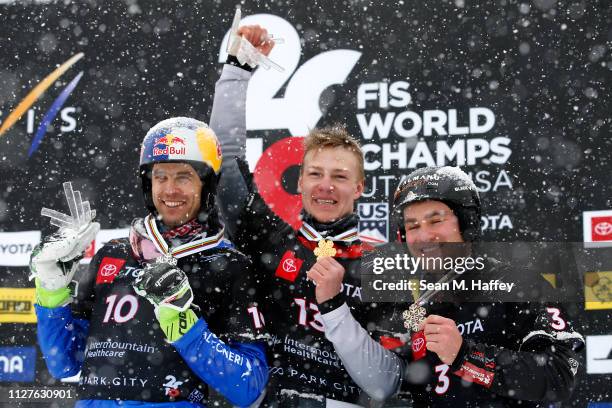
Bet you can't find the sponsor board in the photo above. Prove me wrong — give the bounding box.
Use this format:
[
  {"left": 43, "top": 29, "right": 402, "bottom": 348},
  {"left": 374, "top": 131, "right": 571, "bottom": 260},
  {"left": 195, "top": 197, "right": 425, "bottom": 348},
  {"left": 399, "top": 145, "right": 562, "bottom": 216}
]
[
  {"left": 0, "top": 346, "right": 36, "bottom": 382},
  {"left": 0, "top": 288, "right": 36, "bottom": 323},
  {"left": 358, "top": 202, "right": 389, "bottom": 243},
  {"left": 228, "top": 12, "right": 513, "bottom": 239},
  {"left": 0, "top": 54, "right": 83, "bottom": 157},
  {"left": 586, "top": 335, "right": 612, "bottom": 374},
  {"left": 0, "top": 229, "right": 128, "bottom": 266},
  {"left": 584, "top": 271, "right": 612, "bottom": 310},
  {"left": 0, "top": 231, "right": 41, "bottom": 266},
  {"left": 480, "top": 214, "right": 513, "bottom": 231},
  {"left": 583, "top": 210, "right": 612, "bottom": 248}
]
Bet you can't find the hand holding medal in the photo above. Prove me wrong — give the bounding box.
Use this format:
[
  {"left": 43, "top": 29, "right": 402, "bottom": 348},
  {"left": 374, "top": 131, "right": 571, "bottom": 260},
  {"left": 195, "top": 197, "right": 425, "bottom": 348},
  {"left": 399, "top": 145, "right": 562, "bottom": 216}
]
[
  {"left": 226, "top": 6, "right": 283, "bottom": 71},
  {"left": 419, "top": 314, "right": 463, "bottom": 365},
  {"left": 404, "top": 302, "right": 429, "bottom": 361},
  {"left": 307, "top": 256, "right": 346, "bottom": 304},
  {"left": 402, "top": 270, "right": 460, "bottom": 361},
  {"left": 301, "top": 221, "right": 357, "bottom": 303},
  {"left": 314, "top": 239, "right": 337, "bottom": 259}
]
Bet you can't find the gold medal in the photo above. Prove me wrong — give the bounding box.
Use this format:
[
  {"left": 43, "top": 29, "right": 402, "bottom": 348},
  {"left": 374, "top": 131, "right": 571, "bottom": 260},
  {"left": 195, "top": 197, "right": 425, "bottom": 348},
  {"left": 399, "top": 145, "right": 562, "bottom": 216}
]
[
  {"left": 314, "top": 239, "right": 337, "bottom": 259},
  {"left": 402, "top": 303, "right": 427, "bottom": 332}
]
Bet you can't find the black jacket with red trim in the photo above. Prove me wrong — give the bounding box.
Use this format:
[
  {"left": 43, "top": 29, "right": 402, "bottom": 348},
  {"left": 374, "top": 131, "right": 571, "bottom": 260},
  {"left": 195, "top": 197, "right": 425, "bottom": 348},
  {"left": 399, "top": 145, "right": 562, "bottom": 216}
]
[
  {"left": 234, "top": 190, "right": 391, "bottom": 405},
  {"left": 37, "top": 236, "right": 267, "bottom": 405},
  {"left": 378, "top": 260, "right": 585, "bottom": 407}
]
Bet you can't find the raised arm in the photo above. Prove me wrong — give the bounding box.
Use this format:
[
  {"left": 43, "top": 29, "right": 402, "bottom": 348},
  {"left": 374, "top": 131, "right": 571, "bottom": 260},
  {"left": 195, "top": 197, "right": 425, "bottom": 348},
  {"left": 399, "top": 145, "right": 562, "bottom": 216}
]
[
  {"left": 31, "top": 184, "right": 99, "bottom": 378},
  {"left": 212, "top": 63, "right": 251, "bottom": 238},
  {"left": 212, "top": 24, "right": 274, "bottom": 238}
]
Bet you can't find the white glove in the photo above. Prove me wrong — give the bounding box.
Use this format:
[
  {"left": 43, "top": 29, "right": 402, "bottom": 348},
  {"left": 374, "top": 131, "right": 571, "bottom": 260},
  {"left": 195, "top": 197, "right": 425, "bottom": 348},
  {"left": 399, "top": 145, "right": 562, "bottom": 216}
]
[
  {"left": 30, "top": 182, "right": 100, "bottom": 291},
  {"left": 31, "top": 223, "right": 100, "bottom": 291}
]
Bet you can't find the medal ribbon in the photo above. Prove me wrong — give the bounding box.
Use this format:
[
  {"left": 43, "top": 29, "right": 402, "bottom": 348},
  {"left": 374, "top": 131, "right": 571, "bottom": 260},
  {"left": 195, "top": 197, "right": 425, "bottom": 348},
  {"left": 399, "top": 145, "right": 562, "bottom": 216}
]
[
  {"left": 297, "top": 236, "right": 368, "bottom": 259},
  {"left": 144, "top": 214, "right": 229, "bottom": 259},
  {"left": 298, "top": 221, "right": 365, "bottom": 259},
  {"left": 299, "top": 221, "right": 359, "bottom": 243}
]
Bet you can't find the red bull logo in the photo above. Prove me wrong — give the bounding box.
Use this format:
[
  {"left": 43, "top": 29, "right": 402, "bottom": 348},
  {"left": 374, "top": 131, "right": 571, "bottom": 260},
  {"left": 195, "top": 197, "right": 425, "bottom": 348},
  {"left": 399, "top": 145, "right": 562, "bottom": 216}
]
[{"left": 153, "top": 134, "right": 186, "bottom": 157}]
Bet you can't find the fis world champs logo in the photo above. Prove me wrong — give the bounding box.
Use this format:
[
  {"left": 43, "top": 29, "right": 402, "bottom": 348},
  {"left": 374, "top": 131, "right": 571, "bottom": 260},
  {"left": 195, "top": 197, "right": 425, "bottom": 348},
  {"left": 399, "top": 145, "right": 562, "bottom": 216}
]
[{"left": 0, "top": 53, "right": 84, "bottom": 157}]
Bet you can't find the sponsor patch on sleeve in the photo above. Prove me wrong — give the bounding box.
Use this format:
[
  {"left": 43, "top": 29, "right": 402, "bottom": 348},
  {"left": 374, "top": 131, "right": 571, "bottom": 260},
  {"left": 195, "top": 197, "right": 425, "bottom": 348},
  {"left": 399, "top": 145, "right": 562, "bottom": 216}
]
[
  {"left": 96, "top": 257, "right": 126, "bottom": 284},
  {"left": 275, "top": 250, "right": 303, "bottom": 282},
  {"left": 454, "top": 361, "right": 495, "bottom": 388},
  {"left": 380, "top": 335, "right": 405, "bottom": 350}
]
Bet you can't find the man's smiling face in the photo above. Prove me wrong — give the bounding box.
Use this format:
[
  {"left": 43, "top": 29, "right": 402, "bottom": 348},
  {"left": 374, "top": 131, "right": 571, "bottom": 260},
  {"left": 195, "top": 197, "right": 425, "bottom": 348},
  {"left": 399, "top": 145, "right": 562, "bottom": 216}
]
[
  {"left": 298, "top": 146, "right": 364, "bottom": 223},
  {"left": 151, "top": 162, "right": 202, "bottom": 227},
  {"left": 403, "top": 200, "right": 464, "bottom": 257}
]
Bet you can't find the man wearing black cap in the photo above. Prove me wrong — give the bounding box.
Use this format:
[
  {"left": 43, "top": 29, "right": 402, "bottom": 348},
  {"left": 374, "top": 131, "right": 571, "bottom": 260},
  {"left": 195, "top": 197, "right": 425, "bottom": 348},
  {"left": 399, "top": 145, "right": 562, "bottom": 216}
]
[{"left": 315, "top": 166, "right": 585, "bottom": 407}]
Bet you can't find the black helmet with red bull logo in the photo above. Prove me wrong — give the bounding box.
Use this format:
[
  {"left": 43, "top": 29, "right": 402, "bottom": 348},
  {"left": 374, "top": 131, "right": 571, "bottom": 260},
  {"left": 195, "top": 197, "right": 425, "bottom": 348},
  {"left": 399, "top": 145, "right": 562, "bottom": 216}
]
[
  {"left": 139, "top": 117, "right": 223, "bottom": 219},
  {"left": 392, "top": 166, "right": 481, "bottom": 242}
]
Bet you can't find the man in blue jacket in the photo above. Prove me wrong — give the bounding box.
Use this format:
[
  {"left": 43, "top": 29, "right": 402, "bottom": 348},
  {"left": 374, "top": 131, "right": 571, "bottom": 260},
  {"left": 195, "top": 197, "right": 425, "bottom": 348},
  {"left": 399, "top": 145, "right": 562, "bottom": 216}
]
[{"left": 29, "top": 25, "right": 274, "bottom": 407}]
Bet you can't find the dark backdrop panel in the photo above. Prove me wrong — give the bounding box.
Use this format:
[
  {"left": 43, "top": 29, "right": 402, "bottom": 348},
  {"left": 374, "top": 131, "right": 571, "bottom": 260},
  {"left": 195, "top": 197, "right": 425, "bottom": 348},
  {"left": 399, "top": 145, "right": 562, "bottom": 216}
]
[{"left": 0, "top": 1, "right": 610, "bottom": 406}]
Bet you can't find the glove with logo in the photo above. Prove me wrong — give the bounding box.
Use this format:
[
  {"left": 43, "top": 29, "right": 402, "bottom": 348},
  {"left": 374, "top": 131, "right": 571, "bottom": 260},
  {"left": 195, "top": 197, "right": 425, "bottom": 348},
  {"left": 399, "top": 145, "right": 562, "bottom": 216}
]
[
  {"left": 31, "top": 182, "right": 99, "bottom": 308},
  {"left": 133, "top": 256, "right": 197, "bottom": 342}
]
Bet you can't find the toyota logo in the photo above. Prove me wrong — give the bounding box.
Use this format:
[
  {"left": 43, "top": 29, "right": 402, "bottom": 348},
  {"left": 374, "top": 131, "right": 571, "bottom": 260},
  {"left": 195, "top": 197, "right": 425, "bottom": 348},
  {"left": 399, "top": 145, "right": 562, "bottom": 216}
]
[
  {"left": 282, "top": 259, "right": 297, "bottom": 273},
  {"left": 100, "top": 263, "right": 117, "bottom": 277},
  {"left": 412, "top": 337, "right": 425, "bottom": 352},
  {"left": 594, "top": 221, "right": 612, "bottom": 237}
]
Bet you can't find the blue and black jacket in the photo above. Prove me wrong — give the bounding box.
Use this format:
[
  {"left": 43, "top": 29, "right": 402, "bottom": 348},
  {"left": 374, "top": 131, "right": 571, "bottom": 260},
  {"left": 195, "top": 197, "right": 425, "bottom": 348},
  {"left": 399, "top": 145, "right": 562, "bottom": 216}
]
[{"left": 36, "top": 234, "right": 268, "bottom": 407}]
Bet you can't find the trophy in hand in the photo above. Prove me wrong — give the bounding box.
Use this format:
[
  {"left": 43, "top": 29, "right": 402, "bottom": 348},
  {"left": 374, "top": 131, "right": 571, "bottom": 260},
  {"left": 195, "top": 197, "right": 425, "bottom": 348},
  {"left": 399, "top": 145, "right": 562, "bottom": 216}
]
[
  {"left": 30, "top": 182, "right": 100, "bottom": 291},
  {"left": 227, "top": 5, "right": 284, "bottom": 72}
]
